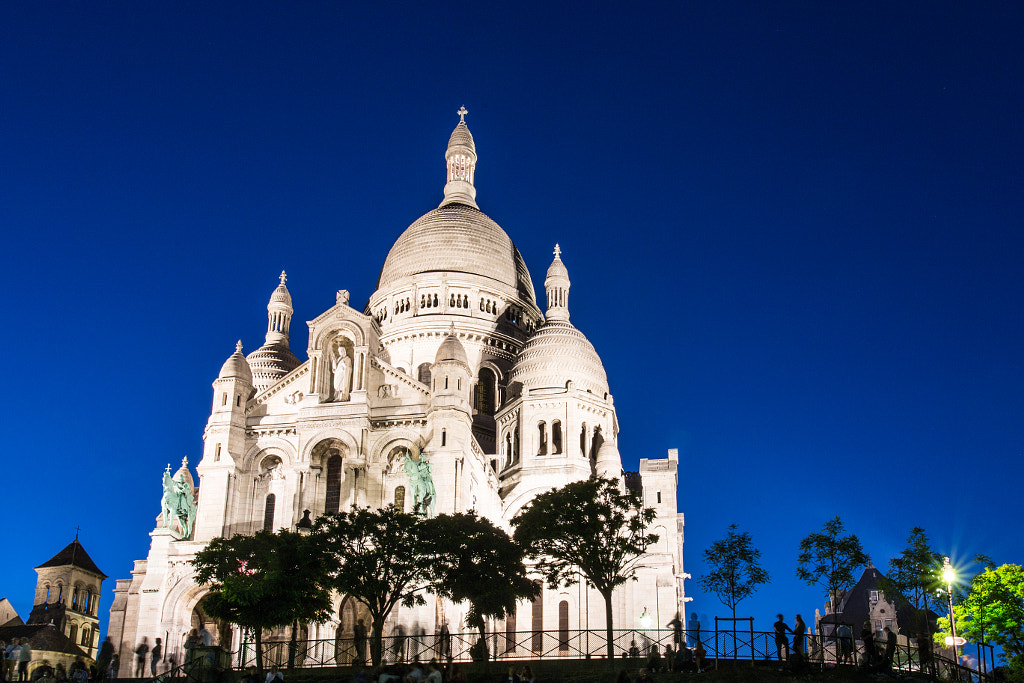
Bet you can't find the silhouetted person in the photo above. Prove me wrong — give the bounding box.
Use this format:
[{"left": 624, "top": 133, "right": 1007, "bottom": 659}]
[
  {"left": 883, "top": 626, "right": 896, "bottom": 671},
  {"left": 667, "top": 614, "right": 683, "bottom": 647},
  {"left": 774, "top": 614, "right": 790, "bottom": 662},
  {"left": 836, "top": 623, "right": 853, "bottom": 664},
  {"left": 859, "top": 622, "right": 875, "bottom": 669},
  {"left": 792, "top": 614, "right": 806, "bottom": 659}
]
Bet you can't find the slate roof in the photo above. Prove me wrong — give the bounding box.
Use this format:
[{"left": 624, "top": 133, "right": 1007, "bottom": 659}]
[
  {"left": 35, "top": 540, "right": 107, "bottom": 579},
  {"left": 818, "top": 566, "right": 937, "bottom": 637}
]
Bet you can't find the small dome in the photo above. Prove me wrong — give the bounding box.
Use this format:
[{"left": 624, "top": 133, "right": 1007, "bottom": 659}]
[
  {"left": 247, "top": 343, "right": 302, "bottom": 393},
  {"left": 448, "top": 120, "right": 476, "bottom": 155},
  {"left": 219, "top": 341, "right": 253, "bottom": 384},
  {"left": 595, "top": 440, "right": 622, "bottom": 478},
  {"left": 435, "top": 331, "right": 469, "bottom": 367},
  {"left": 270, "top": 281, "right": 292, "bottom": 307},
  {"left": 509, "top": 321, "right": 609, "bottom": 396}
]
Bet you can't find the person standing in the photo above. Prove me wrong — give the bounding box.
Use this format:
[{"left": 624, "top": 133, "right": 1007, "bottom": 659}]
[
  {"left": 773, "top": 615, "right": 791, "bottom": 662},
  {"left": 792, "top": 614, "right": 806, "bottom": 659},
  {"left": 5, "top": 639, "right": 19, "bottom": 682},
  {"left": 882, "top": 627, "right": 897, "bottom": 671},
  {"left": 353, "top": 620, "right": 367, "bottom": 665},
  {"left": 17, "top": 638, "right": 31, "bottom": 682},
  {"left": 836, "top": 623, "right": 853, "bottom": 664},
  {"left": 666, "top": 614, "right": 683, "bottom": 648},
  {"left": 686, "top": 613, "right": 701, "bottom": 648},
  {"left": 133, "top": 638, "right": 149, "bottom": 678},
  {"left": 859, "top": 622, "right": 875, "bottom": 669},
  {"left": 150, "top": 638, "right": 162, "bottom": 676}
]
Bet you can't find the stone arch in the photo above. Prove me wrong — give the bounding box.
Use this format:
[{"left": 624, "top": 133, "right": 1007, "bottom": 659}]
[
  {"left": 300, "top": 431, "right": 360, "bottom": 465},
  {"left": 367, "top": 430, "right": 425, "bottom": 468},
  {"left": 240, "top": 439, "right": 298, "bottom": 473}
]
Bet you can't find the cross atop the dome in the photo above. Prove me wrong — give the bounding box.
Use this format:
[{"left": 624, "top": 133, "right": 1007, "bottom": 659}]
[
  {"left": 553, "top": 243, "right": 561, "bottom": 258},
  {"left": 279, "top": 270, "right": 287, "bottom": 284},
  {"left": 457, "top": 106, "right": 468, "bottom": 123}
]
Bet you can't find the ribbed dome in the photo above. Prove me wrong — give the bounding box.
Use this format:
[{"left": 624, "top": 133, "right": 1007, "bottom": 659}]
[
  {"left": 247, "top": 343, "right": 302, "bottom": 393},
  {"left": 448, "top": 121, "right": 475, "bottom": 153},
  {"left": 435, "top": 332, "right": 469, "bottom": 366},
  {"left": 375, "top": 204, "right": 537, "bottom": 305},
  {"left": 219, "top": 341, "right": 253, "bottom": 384},
  {"left": 270, "top": 282, "right": 292, "bottom": 306},
  {"left": 509, "top": 321, "right": 609, "bottom": 396}
]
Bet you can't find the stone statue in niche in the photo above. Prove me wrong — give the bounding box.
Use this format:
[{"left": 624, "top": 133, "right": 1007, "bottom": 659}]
[
  {"left": 332, "top": 344, "right": 352, "bottom": 401},
  {"left": 378, "top": 384, "right": 395, "bottom": 399}
]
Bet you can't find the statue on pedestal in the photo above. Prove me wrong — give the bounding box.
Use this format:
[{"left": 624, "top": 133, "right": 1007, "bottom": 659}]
[
  {"left": 403, "top": 448, "right": 436, "bottom": 517},
  {"left": 161, "top": 458, "right": 197, "bottom": 538},
  {"left": 332, "top": 344, "right": 352, "bottom": 402}
]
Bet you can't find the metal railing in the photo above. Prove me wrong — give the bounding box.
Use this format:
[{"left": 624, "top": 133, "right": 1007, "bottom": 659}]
[{"left": 230, "top": 627, "right": 990, "bottom": 681}]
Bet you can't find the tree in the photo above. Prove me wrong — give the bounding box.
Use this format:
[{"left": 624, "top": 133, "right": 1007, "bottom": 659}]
[
  {"left": 938, "top": 563, "right": 1024, "bottom": 669},
  {"left": 423, "top": 511, "right": 539, "bottom": 641},
  {"left": 511, "top": 476, "right": 658, "bottom": 661},
  {"left": 191, "top": 530, "right": 334, "bottom": 675},
  {"left": 878, "top": 527, "right": 943, "bottom": 636},
  {"left": 314, "top": 506, "right": 433, "bottom": 666},
  {"left": 796, "top": 516, "right": 870, "bottom": 614},
  {"left": 700, "top": 524, "right": 770, "bottom": 622}
]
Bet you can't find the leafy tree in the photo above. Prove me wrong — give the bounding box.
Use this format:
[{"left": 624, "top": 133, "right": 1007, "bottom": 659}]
[
  {"left": 423, "top": 511, "right": 539, "bottom": 641},
  {"left": 314, "top": 505, "right": 433, "bottom": 666},
  {"left": 938, "top": 563, "right": 1024, "bottom": 668},
  {"left": 700, "top": 524, "right": 770, "bottom": 622},
  {"left": 511, "top": 476, "right": 658, "bottom": 661},
  {"left": 191, "top": 530, "right": 334, "bottom": 674},
  {"left": 878, "top": 527, "right": 943, "bottom": 636},
  {"left": 795, "top": 516, "right": 870, "bottom": 613}
]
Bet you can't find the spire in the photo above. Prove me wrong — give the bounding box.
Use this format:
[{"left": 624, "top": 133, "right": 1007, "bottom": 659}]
[
  {"left": 544, "top": 243, "right": 571, "bottom": 322},
  {"left": 265, "top": 270, "right": 294, "bottom": 344},
  {"left": 440, "top": 106, "right": 479, "bottom": 209}
]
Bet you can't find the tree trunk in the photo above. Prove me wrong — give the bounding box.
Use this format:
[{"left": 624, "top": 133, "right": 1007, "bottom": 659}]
[
  {"left": 603, "top": 590, "right": 615, "bottom": 662},
  {"left": 370, "top": 619, "right": 384, "bottom": 667},
  {"left": 255, "top": 627, "right": 264, "bottom": 679}
]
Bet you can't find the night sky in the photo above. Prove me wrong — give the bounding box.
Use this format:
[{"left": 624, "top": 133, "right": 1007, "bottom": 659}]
[{"left": 3, "top": 2, "right": 1022, "bottom": 639}]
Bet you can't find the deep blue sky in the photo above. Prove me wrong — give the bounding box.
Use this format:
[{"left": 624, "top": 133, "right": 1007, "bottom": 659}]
[{"left": 2, "top": 2, "right": 1022, "bottom": 639}]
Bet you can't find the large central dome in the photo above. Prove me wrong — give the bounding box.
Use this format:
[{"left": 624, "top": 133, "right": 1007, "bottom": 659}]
[{"left": 375, "top": 203, "right": 537, "bottom": 305}]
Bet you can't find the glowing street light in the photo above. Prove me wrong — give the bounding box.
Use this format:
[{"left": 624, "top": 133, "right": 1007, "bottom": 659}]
[
  {"left": 942, "top": 557, "right": 959, "bottom": 650},
  {"left": 639, "top": 607, "right": 652, "bottom": 630}
]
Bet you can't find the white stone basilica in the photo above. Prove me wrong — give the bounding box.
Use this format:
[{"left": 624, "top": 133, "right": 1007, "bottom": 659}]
[{"left": 108, "top": 111, "right": 686, "bottom": 669}]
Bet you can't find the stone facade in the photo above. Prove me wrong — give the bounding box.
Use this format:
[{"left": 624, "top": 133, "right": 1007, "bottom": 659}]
[{"left": 108, "top": 113, "right": 686, "bottom": 672}]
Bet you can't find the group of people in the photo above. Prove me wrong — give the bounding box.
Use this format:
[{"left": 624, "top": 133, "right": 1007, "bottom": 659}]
[
  {"left": 367, "top": 658, "right": 465, "bottom": 683},
  {"left": 773, "top": 615, "right": 900, "bottom": 672},
  {"left": 626, "top": 640, "right": 706, "bottom": 674},
  {"left": 2, "top": 639, "right": 112, "bottom": 683},
  {"left": 3, "top": 638, "right": 33, "bottom": 681}
]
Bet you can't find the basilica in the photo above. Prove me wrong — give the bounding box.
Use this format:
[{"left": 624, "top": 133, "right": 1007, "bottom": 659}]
[{"left": 107, "top": 111, "right": 686, "bottom": 669}]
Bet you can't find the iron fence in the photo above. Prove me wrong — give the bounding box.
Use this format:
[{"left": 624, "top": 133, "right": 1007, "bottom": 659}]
[{"left": 233, "top": 627, "right": 987, "bottom": 681}]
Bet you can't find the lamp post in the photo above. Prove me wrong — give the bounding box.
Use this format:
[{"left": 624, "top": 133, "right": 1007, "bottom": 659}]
[{"left": 942, "top": 557, "right": 958, "bottom": 656}]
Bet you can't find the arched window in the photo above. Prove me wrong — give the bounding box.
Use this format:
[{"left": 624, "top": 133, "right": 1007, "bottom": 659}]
[
  {"left": 417, "top": 363, "right": 432, "bottom": 385},
  {"left": 531, "top": 582, "right": 543, "bottom": 654},
  {"left": 263, "top": 493, "right": 276, "bottom": 531},
  {"left": 236, "top": 395, "right": 241, "bottom": 407},
  {"left": 69, "top": 624, "right": 77, "bottom": 645},
  {"left": 450, "top": 294, "right": 455, "bottom": 307},
  {"left": 444, "top": 376, "right": 449, "bottom": 389},
  {"left": 580, "top": 424, "right": 587, "bottom": 457},
  {"left": 552, "top": 420, "right": 563, "bottom": 454},
  {"left": 474, "top": 368, "right": 496, "bottom": 416},
  {"left": 463, "top": 295, "right": 469, "bottom": 308},
  {"left": 505, "top": 433, "right": 513, "bottom": 467},
  {"left": 433, "top": 294, "right": 438, "bottom": 307},
  {"left": 537, "top": 422, "right": 547, "bottom": 455},
  {"left": 394, "top": 486, "right": 405, "bottom": 512},
  {"left": 45, "top": 585, "right": 50, "bottom": 603},
  {"left": 82, "top": 626, "right": 91, "bottom": 647},
  {"left": 441, "top": 429, "right": 447, "bottom": 447},
  {"left": 325, "top": 454, "right": 343, "bottom": 514},
  {"left": 222, "top": 393, "right": 228, "bottom": 406},
  {"left": 72, "top": 588, "right": 79, "bottom": 610},
  {"left": 590, "top": 426, "right": 604, "bottom": 462},
  {"left": 558, "top": 601, "right": 570, "bottom": 653}
]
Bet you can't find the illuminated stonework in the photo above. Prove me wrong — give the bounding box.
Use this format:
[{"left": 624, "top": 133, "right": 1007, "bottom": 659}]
[{"left": 107, "top": 111, "right": 686, "bottom": 671}]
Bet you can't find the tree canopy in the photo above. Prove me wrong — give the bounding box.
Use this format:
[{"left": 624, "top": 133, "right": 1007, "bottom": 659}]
[
  {"left": 190, "top": 529, "right": 334, "bottom": 673},
  {"left": 422, "top": 511, "right": 539, "bottom": 638},
  {"left": 511, "top": 476, "right": 658, "bottom": 661},
  {"left": 878, "top": 526, "right": 943, "bottom": 635},
  {"left": 313, "top": 505, "right": 432, "bottom": 666},
  {"left": 795, "top": 516, "right": 870, "bottom": 611},
  {"left": 700, "top": 524, "right": 769, "bottom": 621},
  {"left": 938, "top": 562, "right": 1024, "bottom": 667}
]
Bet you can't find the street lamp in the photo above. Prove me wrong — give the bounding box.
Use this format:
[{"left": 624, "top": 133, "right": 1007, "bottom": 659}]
[
  {"left": 942, "top": 557, "right": 958, "bottom": 650},
  {"left": 296, "top": 509, "right": 313, "bottom": 535}
]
